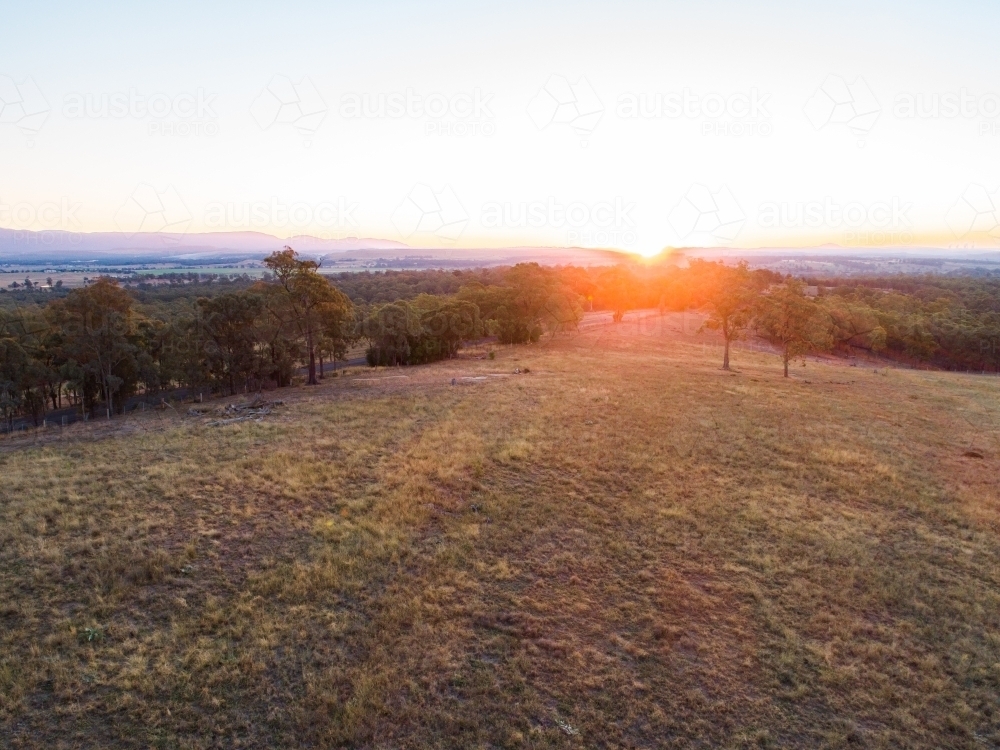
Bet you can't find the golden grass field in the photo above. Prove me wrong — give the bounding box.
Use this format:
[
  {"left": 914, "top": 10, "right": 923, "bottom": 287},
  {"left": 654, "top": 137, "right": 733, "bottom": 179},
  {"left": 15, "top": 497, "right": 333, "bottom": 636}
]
[{"left": 2, "top": 312, "right": 1000, "bottom": 748}]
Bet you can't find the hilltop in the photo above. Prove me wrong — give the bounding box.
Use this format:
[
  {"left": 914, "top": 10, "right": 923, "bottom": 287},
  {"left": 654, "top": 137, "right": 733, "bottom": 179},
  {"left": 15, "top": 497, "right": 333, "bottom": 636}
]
[{"left": 1, "top": 313, "right": 999, "bottom": 748}]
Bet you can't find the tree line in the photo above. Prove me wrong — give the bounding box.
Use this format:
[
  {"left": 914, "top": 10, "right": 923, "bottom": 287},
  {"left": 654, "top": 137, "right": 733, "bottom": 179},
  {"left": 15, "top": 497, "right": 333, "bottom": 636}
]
[
  {"left": 696, "top": 263, "right": 1000, "bottom": 374},
  {"left": 586, "top": 260, "right": 1000, "bottom": 375},
  {"left": 0, "top": 250, "right": 585, "bottom": 429},
  {"left": 4, "top": 251, "right": 1000, "bottom": 430}
]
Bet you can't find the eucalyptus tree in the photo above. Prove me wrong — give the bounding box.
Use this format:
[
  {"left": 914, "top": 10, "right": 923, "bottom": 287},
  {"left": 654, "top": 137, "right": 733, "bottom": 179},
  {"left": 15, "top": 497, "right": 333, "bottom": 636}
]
[
  {"left": 754, "top": 280, "right": 833, "bottom": 377},
  {"left": 263, "top": 247, "right": 353, "bottom": 385}
]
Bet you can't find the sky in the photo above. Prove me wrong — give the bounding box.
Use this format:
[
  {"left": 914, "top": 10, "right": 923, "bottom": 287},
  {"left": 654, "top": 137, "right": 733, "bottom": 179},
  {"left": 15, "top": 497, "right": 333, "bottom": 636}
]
[{"left": 1, "top": 0, "right": 999, "bottom": 256}]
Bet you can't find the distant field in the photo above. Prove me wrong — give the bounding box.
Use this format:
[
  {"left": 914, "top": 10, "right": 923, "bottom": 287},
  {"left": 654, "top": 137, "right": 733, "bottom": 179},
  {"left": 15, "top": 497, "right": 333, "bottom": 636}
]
[
  {"left": 0, "top": 271, "right": 95, "bottom": 289},
  {"left": 2, "top": 313, "right": 999, "bottom": 748},
  {"left": 0, "top": 267, "right": 267, "bottom": 289},
  {"left": 136, "top": 266, "right": 267, "bottom": 277}
]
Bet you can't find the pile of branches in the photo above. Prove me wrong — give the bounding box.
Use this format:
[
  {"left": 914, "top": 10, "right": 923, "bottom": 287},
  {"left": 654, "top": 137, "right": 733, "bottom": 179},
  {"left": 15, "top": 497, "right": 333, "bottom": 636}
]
[{"left": 188, "top": 396, "right": 285, "bottom": 426}]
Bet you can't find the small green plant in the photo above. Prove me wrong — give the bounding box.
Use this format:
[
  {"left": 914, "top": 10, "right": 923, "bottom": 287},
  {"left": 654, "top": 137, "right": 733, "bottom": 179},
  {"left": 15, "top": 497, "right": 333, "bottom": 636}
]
[{"left": 81, "top": 626, "right": 104, "bottom": 643}]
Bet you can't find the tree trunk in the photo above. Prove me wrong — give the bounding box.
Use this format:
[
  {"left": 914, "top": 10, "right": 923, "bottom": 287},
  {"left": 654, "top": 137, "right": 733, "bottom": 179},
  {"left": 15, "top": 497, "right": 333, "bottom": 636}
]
[
  {"left": 783, "top": 345, "right": 789, "bottom": 378},
  {"left": 319, "top": 352, "right": 324, "bottom": 379},
  {"left": 722, "top": 336, "right": 730, "bottom": 370},
  {"left": 307, "top": 346, "right": 317, "bottom": 385}
]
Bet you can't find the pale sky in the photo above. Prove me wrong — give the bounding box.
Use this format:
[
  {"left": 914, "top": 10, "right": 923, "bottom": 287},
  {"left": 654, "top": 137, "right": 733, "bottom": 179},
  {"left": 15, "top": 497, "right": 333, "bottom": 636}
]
[{"left": 1, "top": 0, "right": 999, "bottom": 256}]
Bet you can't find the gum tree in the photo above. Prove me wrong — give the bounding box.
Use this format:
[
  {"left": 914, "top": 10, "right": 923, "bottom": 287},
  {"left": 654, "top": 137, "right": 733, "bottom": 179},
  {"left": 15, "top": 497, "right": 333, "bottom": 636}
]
[
  {"left": 754, "top": 280, "right": 833, "bottom": 377},
  {"left": 702, "top": 262, "right": 757, "bottom": 370},
  {"left": 263, "top": 247, "right": 353, "bottom": 386}
]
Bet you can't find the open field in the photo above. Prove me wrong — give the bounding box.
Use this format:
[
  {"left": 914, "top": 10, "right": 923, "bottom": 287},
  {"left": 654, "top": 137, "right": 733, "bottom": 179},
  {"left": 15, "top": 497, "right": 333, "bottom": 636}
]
[{"left": 2, "top": 313, "right": 1000, "bottom": 748}]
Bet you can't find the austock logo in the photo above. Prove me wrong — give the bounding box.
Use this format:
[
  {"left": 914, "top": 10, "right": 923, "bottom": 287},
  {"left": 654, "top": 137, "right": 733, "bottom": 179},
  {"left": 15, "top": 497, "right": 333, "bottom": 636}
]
[
  {"left": 757, "top": 197, "right": 914, "bottom": 244},
  {"left": 250, "top": 75, "right": 327, "bottom": 144},
  {"left": 527, "top": 75, "right": 604, "bottom": 142},
  {"left": 617, "top": 88, "right": 772, "bottom": 136},
  {"left": 114, "top": 185, "right": 192, "bottom": 238},
  {"left": 204, "top": 198, "right": 360, "bottom": 231},
  {"left": 63, "top": 88, "right": 219, "bottom": 136},
  {"left": 668, "top": 185, "right": 745, "bottom": 244},
  {"left": 0, "top": 197, "right": 82, "bottom": 230},
  {"left": 946, "top": 185, "right": 1000, "bottom": 242},
  {"left": 391, "top": 184, "right": 468, "bottom": 243},
  {"left": 804, "top": 75, "right": 880, "bottom": 144},
  {"left": 480, "top": 197, "right": 637, "bottom": 248},
  {"left": 892, "top": 89, "right": 1000, "bottom": 134},
  {"left": 0, "top": 75, "right": 50, "bottom": 144},
  {"left": 338, "top": 88, "right": 496, "bottom": 136}
]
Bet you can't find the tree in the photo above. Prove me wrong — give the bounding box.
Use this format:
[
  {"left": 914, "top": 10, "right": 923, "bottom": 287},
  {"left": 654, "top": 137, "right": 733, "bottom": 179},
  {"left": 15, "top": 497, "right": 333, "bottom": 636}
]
[
  {"left": 702, "top": 262, "right": 757, "bottom": 370},
  {"left": 47, "top": 278, "right": 139, "bottom": 418},
  {"left": 0, "top": 336, "right": 28, "bottom": 432},
  {"left": 254, "top": 292, "right": 301, "bottom": 387},
  {"left": 412, "top": 295, "right": 482, "bottom": 360},
  {"left": 263, "top": 247, "right": 353, "bottom": 386},
  {"left": 361, "top": 301, "right": 422, "bottom": 365},
  {"left": 754, "top": 281, "right": 833, "bottom": 377},
  {"left": 559, "top": 266, "right": 597, "bottom": 311},
  {"left": 361, "top": 296, "right": 482, "bottom": 366},
  {"left": 822, "top": 296, "right": 887, "bottom": 353},
  {"left": 458, "top": 283, "right": 537, "bottom": 344},
  {"left": 596, "top": 265, "right": 639, "bottom": 323},
  {"left": 510, "top": 263, "right": 582, "bottom": 335},
  {"left": 197, "top": 292, "right": 264, "bottom": 394},
  {"left": 316, "top": 286, "right": 355, "bottom": 376},
  {"left": 0, "top": 307, "right": 56, "bottom": 423}
]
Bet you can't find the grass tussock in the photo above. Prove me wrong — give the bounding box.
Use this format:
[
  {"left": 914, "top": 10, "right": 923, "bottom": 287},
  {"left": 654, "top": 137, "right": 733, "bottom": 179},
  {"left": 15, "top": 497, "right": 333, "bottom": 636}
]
[{"left": 2, "top": 314, "right": 1000, "bottom": 748}]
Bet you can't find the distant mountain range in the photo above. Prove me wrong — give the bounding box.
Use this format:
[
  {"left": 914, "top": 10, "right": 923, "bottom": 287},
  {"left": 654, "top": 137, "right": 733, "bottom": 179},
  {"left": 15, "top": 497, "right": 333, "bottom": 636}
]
[
  {"left": 695, "top": 244, "right": 1000, "bottom": 260},
  {"left": 0, "top": 229, "right": 410, "bottom": 263},
  {"left": 3, "top": 228, "right": 998, "bottom": 268},
  {"left": 0, "top": 228, "right": 628, "bottom": 266}
]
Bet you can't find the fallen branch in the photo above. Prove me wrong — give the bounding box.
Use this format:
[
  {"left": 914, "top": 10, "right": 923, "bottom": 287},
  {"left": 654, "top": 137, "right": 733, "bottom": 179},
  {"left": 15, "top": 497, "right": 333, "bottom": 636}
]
[{"left": 195, "top": 396, "right": 285, "bottom": 426}]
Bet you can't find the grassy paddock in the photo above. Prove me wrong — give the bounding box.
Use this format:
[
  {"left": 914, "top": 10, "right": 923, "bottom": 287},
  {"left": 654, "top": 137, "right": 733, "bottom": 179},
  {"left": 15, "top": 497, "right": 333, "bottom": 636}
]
[{"left": 1, "top": 314, "right": 999, "bottom": 748}]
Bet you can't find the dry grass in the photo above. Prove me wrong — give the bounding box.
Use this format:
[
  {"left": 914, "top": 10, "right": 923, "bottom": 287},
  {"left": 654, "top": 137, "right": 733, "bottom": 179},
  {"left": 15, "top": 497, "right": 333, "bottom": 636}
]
[{"left": 2, "top": 312, "right": 1000, "bottom": 748}]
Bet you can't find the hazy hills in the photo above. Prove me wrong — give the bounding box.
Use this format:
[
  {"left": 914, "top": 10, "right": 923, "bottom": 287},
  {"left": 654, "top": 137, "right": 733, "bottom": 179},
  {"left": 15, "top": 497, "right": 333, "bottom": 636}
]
[
  {"left": 0, "top": 229, "right": 408, "bottom": 264},
  {"left": 0, "top": 228, "right": 627, "bottom": 267}
]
